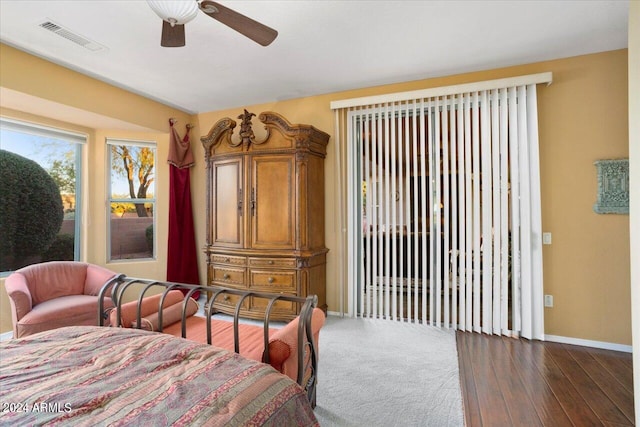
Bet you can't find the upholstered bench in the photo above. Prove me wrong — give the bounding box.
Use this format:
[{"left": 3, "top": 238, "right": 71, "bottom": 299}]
[{"left": 109, "top": 289, "right": 325, "bottom": 387}]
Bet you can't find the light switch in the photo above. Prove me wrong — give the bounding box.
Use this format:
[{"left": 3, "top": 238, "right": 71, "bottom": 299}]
[{"left": 543, "top": 232, "right": 552, "bottom": 245}]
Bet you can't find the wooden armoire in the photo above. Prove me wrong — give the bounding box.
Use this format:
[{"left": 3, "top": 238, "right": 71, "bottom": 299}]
[{"left": 200, "top": 111, "right": 329, "bottom": 320}]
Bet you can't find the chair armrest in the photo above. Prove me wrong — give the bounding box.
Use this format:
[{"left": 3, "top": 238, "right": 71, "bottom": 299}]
[
  {"left": 4, "top": 272, "right": 33, "bottom": 321},
  {"left": 84, "top": 264, "right": 118, "bottom": 296}
]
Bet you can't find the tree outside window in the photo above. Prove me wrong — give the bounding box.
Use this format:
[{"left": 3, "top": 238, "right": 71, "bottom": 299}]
[{"left": 107, "top": 139, "right": 156, "bottom": 261}]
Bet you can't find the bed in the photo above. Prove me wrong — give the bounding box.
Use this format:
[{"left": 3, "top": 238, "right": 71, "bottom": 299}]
[{"left": 0, "top": 325, "right": 319, "bottom": 426}]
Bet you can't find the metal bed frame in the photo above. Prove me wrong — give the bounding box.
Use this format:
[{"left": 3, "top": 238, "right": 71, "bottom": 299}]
[{"left": 98, "top": 275, "right": 320, "bottom": 406}]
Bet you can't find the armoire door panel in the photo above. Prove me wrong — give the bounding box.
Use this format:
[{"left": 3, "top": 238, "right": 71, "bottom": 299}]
[
  {"left": 212, "top": 158, "right": 244, "bottom": 247},
  {"left": 306, "top": 155, "right": 326, "bottom": 249},
  {"left": 251, "top": 155, "right": 295, "bottom": 249}
]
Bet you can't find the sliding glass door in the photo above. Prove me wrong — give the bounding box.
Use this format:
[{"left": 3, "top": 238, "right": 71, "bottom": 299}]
[{"left": 335, "top": 75, "right": 547, "bottom": 339}]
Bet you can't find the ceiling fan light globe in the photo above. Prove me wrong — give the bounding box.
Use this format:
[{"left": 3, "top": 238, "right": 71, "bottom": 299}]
[{"left": 147, "top": 0, "right": 199, "bottom": 25}]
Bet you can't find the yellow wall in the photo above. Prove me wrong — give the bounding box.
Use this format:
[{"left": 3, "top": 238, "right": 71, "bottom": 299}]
[
  {"left": 0, "top": 45, "right": 190, "bottom": 132},
  {"left": 0, "top": 43, "right": 631, "bottom": 346},
  {"left": 195, "top": 49, "right": 630, "bottom": 346},
  {"left": 0, "top": 44, "right": 194, "bottom": 333},
  {"left": 627, "top": 0, "right": 639, "bottom": 420},
  {"left": 536, "top": 51, "right": 630, "bottom": 344}
]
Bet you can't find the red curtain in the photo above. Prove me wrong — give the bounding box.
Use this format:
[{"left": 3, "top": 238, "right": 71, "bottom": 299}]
[{"left": 167, "top": 120, "right": 200, "bottom": 299}]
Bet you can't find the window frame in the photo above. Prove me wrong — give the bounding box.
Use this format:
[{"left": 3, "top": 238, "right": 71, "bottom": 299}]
[
  {"left": 0, "top": 117, "right": 86, "bottom": 275},
  {"left": 106, "top": 138, "right": 157, "bottom": 263}
]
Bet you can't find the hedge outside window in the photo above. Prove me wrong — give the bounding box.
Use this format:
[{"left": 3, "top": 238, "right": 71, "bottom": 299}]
[
  {"left": 107, "top": 139, "right": 156, "bottom": 261},
  {"left": 0, "top": 118, "right": 84, "bottom": 274}
]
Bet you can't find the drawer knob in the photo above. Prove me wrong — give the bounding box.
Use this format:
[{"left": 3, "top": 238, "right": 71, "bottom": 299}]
[
  {"left": 225, "top": 258, "right": 230, "bottom": 263},
  {"left": 223, "top": 295, "right": 230, "bottom": 301},
  {"left": 223, "top": 273, "right": 230, "bottom": 280},
  {"left": 268, "top": 260, "right": 274, "bottom": 265},
  {"left": 268, "top": 277, "right": 275, "bottom": 283}
]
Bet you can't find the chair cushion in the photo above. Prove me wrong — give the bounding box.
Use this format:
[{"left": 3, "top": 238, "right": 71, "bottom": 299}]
[
  {"left": 17, "top": 295, "right": 114, "bottom": 338},
  {"left": 163, "top": 317, "right": 290, "bottom": 372}
]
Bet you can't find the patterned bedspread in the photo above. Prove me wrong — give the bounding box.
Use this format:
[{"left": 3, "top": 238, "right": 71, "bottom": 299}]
[{"left": 0, "top": 326, "right": 319, "bottom": 426}]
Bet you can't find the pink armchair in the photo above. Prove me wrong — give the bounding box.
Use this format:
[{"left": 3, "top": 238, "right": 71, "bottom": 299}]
[{"left": 4, "top": 261, "right": 117, "bottom": 338}]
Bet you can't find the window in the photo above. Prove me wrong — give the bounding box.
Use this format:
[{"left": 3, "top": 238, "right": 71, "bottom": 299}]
[
  {"left": 107, "top": 139, "right": 156, "bottom": 261},
  {"left": 0, "top": 118, "right": 85, "bottom": 274}
]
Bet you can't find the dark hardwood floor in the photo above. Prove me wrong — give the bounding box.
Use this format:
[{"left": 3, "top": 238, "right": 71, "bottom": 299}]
[{"left": 456, "top": 331, "right": 635, "bottom": 426}]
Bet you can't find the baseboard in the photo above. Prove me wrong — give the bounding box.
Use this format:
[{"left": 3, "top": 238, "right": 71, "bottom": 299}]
[
  {"left": 545, "top": 334, "right": 632, "bottom": 353},
  {"left": 0, "top": 331, "right": 13, "bottom": 341},
  {"left": 326, "top": 310, "right": 345, "bottom": 317},
  {"left": 320, "top": 315, "right": 632, "bottom": 353}
]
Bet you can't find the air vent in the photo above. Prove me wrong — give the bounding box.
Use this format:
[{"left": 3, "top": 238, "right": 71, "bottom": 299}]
[{"left": 39, "top": 20, "right": 107, "bottom": 52}]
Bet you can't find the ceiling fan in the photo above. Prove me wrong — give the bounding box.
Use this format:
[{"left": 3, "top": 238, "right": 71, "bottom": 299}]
[{"left": 147, "top": 0, "right": 278, "bottom": 48}]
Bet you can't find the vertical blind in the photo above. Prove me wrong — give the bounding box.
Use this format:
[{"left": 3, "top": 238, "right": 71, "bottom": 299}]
[{"left": 332, "top": 73, "right": 551, "bottom": 339}]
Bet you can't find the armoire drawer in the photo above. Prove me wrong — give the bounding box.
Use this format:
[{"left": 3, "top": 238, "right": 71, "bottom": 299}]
[
  {"left": 208, "top": 291, "right": 248, "bottom": 312},
  {"left": 249, "top": 270, "right": 296, "bottom": 291},
  {"left": 248, "top": 257, "right": 297, "bottom": 268},
  {"left": 210, "top": 254, "right": 246, "bottom": 266},
  {"left": 250, "top": 294, "right": 296, "bottom": 315},
  {"left": 211, "top": 266, "right": 245, "bottom": 285}
]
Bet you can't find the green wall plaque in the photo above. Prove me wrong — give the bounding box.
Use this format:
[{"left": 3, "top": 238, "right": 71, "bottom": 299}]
[{"left": 593, "top": 159, "right": 629, "bottom": 214}]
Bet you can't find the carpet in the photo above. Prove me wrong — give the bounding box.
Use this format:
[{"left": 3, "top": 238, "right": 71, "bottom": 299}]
[{"left": 314, "top": 316, "right": 464, "bottom": 427}]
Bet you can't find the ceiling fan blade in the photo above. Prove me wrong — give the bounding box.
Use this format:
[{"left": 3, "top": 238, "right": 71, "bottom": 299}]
[
  {"left": 161, "top": 21, "right": 186, "bottom": 47},
  {"left": 199, "top": 1, "right": 278, "bottom": 46}
]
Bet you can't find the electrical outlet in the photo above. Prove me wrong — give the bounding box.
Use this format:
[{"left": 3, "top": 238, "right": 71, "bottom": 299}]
[
  {"left": 543, "top": 232, "right": 552, "bottom": 245},
  {"left": 544, "top": 294, "right": 554, "bottom": 307}
]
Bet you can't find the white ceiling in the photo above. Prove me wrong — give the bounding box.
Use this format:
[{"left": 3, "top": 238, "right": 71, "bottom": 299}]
[{"left": 0, "top": 0, "right": 630, "bottom": 115}]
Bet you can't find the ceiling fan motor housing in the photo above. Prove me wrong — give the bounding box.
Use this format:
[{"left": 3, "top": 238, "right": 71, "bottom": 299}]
[{"left": 147, "top": 0, "right": 199, "bottom": 26}]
